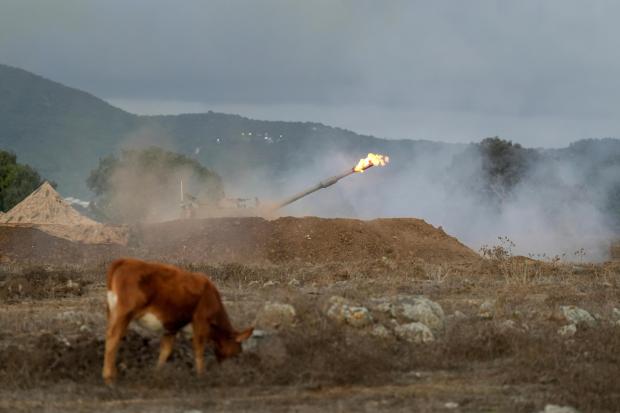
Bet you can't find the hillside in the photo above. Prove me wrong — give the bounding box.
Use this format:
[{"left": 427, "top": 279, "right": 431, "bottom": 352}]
[
  {"left": 0, "top": 64, "right": 454, "bottom": 198},
  {"left": 0, "top": 64, "right": 138, "bottom": 196}
]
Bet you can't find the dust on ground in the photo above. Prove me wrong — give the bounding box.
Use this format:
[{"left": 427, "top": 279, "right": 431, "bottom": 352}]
[{"left": 0, "top": 217, "right": 619, "bottom": 412}]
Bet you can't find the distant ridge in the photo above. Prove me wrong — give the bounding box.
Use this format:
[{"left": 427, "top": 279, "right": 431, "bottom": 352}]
[
  {"left": 0, "top": 64, "right": 138, "bottom": 196},
  {"left": 0, "top": 63, "right": 453, "bottom": 197},
  {"left": 0, "top": 63, "right": 618, "bottom": 205}
]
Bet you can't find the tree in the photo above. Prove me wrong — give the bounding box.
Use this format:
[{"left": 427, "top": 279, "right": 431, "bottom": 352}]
[
  {"left": 478, "top": 137, "right": 538, "bottom": 200},
  {"left": 87, "top": 147, "right": 224, "bottom": 223},
  {"left": 449, "top": 137, "right": 538, "bottom": 205},
  {"left": 0, "top": 150, "right": 45, "bottom": 212}
]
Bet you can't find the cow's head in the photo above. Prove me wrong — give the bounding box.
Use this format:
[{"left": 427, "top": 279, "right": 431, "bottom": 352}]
[{"left": 212, "top": 327, "right": 254, "bottom": 361}]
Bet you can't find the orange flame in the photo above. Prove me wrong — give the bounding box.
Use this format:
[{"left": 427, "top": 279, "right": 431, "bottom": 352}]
[{"left": 353, "top": 153, "right": 390, "bottom": 172}]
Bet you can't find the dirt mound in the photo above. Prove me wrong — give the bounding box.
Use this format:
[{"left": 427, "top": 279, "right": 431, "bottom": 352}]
[
  {"left": 137, "top": 217, "right": 479, "bottom": 265},
  {"left": 0, "top": 226, "right": 124, "bottom": 266},
  {"left": 0, "top": 217, "right": 478, "bottom": 266},
  {"left": 0, "top": 182, "right": 128, "bottom": 245},
  {"left": 1, "top": 182, "right": 96, "bottom": 226}
]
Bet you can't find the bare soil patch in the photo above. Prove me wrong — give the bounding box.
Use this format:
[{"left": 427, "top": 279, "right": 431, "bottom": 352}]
[
  {"left": 0, "top": 258, "right": 618, "bottom": 412},
  {"left": 1, "top": 217, "right": 619, "bottom": 412}
]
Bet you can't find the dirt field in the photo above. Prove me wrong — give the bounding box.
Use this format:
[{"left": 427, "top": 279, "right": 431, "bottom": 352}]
[{"left": 1, "top": 217, "right": 619, "bottom": 412}]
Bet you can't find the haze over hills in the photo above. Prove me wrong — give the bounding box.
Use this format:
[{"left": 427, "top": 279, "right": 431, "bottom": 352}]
[
  {"left": 1, "top": 63, "right": 619, "bottom": 259},
  {"left": 0, "top": 63, "right": 452, "bottom": 198}
]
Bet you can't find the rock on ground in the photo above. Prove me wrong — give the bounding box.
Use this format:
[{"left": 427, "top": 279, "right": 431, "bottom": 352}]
[
  {"left": 394, "top": 322, "right": 435, "bottom": 343},
  {"left": 612, "top": 308, "right": 620, "bottom": 326},
  {"left": 540, "top": 404, "right": 580, "bottom": 413},
  {"left": 557, "top": 324, "right": 577, "bottom": 337},
  {"left": 325, "top": 296, "right": 373, "bottom": 328},
  {"left": 370, "top": 324, "right": 391, "bottom": 339},
  {"left": 497, "top": 319, "right": 520, "bottom": 333},
  {"left": 345, "top": 306, "right": 373, "bottom": 328},
  {"left": 560, "top": 305, "right": 596, "bottom": 327},
  {"left": 389, "top": 296, "right": 445, "bottom": 332},
  {"left": 254, "top": 302, "right": 297, "bottom": 330},
  {"left": 478, "top": 300, "right": 496, "bottom": 319}
]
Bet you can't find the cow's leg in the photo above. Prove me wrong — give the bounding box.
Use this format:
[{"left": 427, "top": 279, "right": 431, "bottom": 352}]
[
  {"left": 191, "top": 323, "right": 211, "bottom": 376},
  {"left": 156, "top": 333, "right": 176, "bottom": 370},
  {"left": 192, "top": 334, "right": 207, "bottom": 376},
  {"left": 102, "top": 311, "right": 132, "bottom": 385}
]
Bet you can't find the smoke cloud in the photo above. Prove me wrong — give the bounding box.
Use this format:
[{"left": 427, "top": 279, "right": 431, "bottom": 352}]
[{"left": 247, "top": 139, "right": 618, "bottom": 261}]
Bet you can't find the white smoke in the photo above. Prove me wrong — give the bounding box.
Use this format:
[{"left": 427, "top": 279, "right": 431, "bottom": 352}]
[{"left": 247, "top": 139, "right": 617, "bottom": 262}]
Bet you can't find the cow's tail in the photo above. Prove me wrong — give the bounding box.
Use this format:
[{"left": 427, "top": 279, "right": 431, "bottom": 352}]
[{"left": 105, "top": 258, "right": 126, "bottom": 320}]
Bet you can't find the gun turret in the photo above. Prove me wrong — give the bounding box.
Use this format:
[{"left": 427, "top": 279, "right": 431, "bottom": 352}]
[
  {"left": 272, "top": 153, "right": 389, "bottom": 211},
  {"left": 272, "top": 169, "right": 356, "bottom": 210}
]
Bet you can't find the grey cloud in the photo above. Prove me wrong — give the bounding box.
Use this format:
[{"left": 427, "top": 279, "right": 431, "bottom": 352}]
[{"left": 1, "top": 0, "right": 619, "bottom": 145}]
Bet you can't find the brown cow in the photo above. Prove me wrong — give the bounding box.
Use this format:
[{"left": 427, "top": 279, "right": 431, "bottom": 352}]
[{"left": 102, "top": 258, "right": 253, "bottom": 384}]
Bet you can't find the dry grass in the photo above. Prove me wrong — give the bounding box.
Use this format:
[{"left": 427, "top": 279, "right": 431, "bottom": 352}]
[{"left": 0, "top": 259, "right": 619, "bottom": 412}]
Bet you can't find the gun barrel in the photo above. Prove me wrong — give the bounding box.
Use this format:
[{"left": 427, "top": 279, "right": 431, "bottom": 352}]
[{"left": 272, "top": 168, "right": 360, "bottom": 211}]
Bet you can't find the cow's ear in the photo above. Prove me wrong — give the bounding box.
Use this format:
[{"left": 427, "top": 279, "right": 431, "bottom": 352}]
[{"left": 235, "top": 327, "right": 254, "bottom": 343}]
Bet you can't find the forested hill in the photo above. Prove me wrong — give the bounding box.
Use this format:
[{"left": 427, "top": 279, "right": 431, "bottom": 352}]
[
  {"left": 0, "top": 64, "right": 136, "bottom": 196},
  {"left": 1, "top": 63, "right": 618, "bottom": 210},
  {"left": 0, "top": 63, "right": 455, "bottom": 197}
]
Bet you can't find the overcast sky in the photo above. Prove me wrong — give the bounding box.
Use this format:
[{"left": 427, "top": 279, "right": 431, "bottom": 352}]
[{"left": 1, "top": 0, "right": 619, "bottom": 147}]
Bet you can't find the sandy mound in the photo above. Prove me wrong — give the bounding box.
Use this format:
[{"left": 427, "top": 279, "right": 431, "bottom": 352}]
[
  {"left": 0, "top": 182, "right": 127, "bottom": 245},
  {"left": 137, "top": 217, "right": 479, "bottom": 265},
  {"left": 1, "top": 182, "right": 96, "bottom": 225}
]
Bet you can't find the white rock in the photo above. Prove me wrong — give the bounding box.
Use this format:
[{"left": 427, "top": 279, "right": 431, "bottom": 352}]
[
  {"left": 66, "top": 280, "right": 80, "bottom": 290},
  {"left": 255, "top": 302, "right": 296, "bottom": 329},
  {"left": 560, "top": 306, "right": 596, "bottom": 327},
  {"left": 262, "top": 280, "right": 279, "bottom": 288},
  {"left": 611, "top": 308, "right": 620, "bottom": 321},
  {"left": 394, "top": 322, "right": 435, "bottom": 343},
  {"left": 479, "top": 300, "right": 495, "bottom": 319},
  {"left": 444, "top": 401, "right": 459, "bottom": 409},
  {"left": 325, "top": 296, "right": 350, "bottom": 324},
  {"left": 541, "top": 404, "right": 580, "bottom": 413},
  {"left": 345, "top": 306, "right": 373, "bottom": 328},
  {"left": 390, "top": 296, "right": 445, "bottom": 332},
  {"left": 498, "top": 319, "right": 518, "bottom": 333},
  {"left": 370, "top": 324, "right": 391, "bottom": 339},
  {"left": 453, "top": 310, "right": 467, "bottom": 319},
  {"left": 325, "top": 297, "right": 373, "bottom": 328},
  {"left": 371, "top": 300, "right": 393, "bottom": 314},
  {"left": 55, "top": 310, "right": 81, "bottom": 322},
  {"left": 557, "top": 324, "right": 577, "bottom": 337}
]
